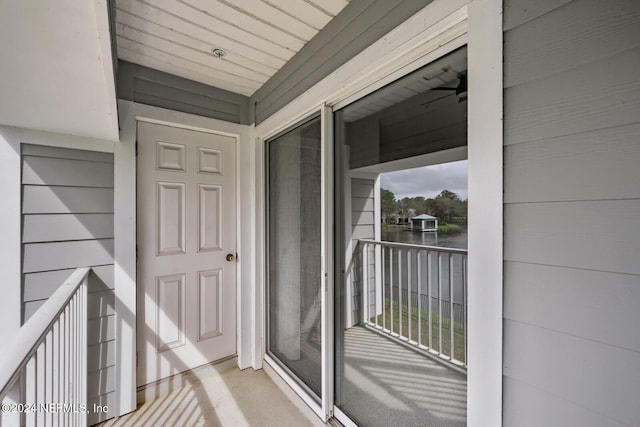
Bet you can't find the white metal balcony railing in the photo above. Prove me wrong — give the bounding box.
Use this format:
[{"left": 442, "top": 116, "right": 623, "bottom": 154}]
[
  {"left": 0, "top": 267, "right": 89, "bottom": 427},
  {"left": 355, "top": 239, "right": 467, "bottom": 367}
]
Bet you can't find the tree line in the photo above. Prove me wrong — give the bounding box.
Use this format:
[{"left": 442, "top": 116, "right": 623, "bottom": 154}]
[{"left": 381, "top": 188, "right": 467, "bottom": 224}]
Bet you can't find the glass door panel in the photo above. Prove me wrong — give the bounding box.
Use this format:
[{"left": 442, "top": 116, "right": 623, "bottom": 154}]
[
  {"left": 334, "top": 47, "right": 469, "bottom": 427},
  {"left": 267, "top": 116, "right": 323, "bottom": 398}
]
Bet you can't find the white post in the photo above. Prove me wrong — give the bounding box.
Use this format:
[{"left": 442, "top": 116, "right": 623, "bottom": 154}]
[{"left": 468, "top": 0, "right": 504, "bottom": 424}]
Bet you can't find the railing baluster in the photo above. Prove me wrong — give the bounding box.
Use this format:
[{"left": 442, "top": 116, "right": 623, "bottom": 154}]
[
  {"left": 361, "top": 241, "right": 367, "bottom": 324},
  {"left": 438, "top": 252, "right": 443, "bottom": 356},
  {"left": 417, "top": 250, "right": 422, "bottom": 347},
  {"left": 73, "top": 294, "right": 79, "bottom": 427},
  {"left": 449, "top": 253, "right": 454, "bottom": 361},
  {"left": 37, "top": 332, "right": 46, "bottom": 426},
  {"left": 53, "top": 320, "right": 60, "bottom": 427},
  {"left": 427, "top": 250, "right": 432, "bottom": 351},
  {"left": 65, "top": 305, "right": 70, "bottom": 427},
  {"left": 46, "top": 330, "right": 53, "bottom": 426},
  {"left": 463, "top": 254, "right": 467, "bottom": 367},
  {"left": 407, "top": 248, "right": 412, "bottom": 343},
  {"left": 81, "top": 277, "right": 87, "bottom": 427},
  {"left": 26, "top": 357, "right": 36, "bottom": 426},
  {"left": 398, "top": 248, "right": 403, "bottom": 338},
  {"left": 389, "top": 247, "right": 394, "bottom": 334},
  {"left": 381, "top": 246, "right": 385, "bottom": 330}
]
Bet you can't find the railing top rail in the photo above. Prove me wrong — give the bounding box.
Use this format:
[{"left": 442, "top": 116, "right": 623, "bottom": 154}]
[
  {"left": 358, "top": 239, "right": 467, "bottom": 254},
  {"left": 0, "top": 267, "right": 90, "bottom": 399}
]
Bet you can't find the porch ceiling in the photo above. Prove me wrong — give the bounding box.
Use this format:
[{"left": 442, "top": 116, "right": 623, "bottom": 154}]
[{"left": 114, "top": 0, "right": 351, "bottom": 97}]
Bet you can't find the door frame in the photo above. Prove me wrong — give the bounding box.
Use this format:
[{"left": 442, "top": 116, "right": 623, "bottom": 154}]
[
  {"left": 117, "top": 101, "right": 253, "bottom": 416},
  {"left": 254, "top": 0, "right": 503, "bottom": 425}
]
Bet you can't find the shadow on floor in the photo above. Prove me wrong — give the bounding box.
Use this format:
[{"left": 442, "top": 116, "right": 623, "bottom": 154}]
[
  {"left": 338, "top": 326, "right": 467, "bottom": 427},
  {"left": 98, "top": 366, "right": 314, "bottom": 427}
]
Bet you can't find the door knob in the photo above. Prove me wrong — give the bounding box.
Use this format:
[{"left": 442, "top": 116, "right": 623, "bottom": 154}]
[{"left": 226, "top": 253, "right": 235, "bottom": 262}]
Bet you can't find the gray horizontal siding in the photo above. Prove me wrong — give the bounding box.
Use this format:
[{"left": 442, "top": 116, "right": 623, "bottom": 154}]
[
  {"left": 117, "top": 60, "right": 250, "bottom": 124},
  {"left": 504, "top": 122, "right": 640, "bottom": 203},
  {"left": 504, "top": 200, "right": 640, "bottom": 275},
  {"left": 503, "top": 376, "right": 627, "bottom": 427},
  {"left": 351, "top": 178, "right": 376, "bottom": 323},
  {"left": 88, "top": 340, "right": 116, "bottom": 372},
  {"left": 87, "top": 365, "right": 116, "bottom": 398},
  {"left": 23, "top": 186, "right": 114, "bottom": 213},
  {"left": 88, "top": 315, "right": 115, "bottom": 345},
  {"left": 251, "top": 0, "right": 433, "bottom": 124},
  {"left": 20, "top": 144, "right": 115, "bottom": 426},
  {"left": 88, "top": 392, "right": 116, "bottom": 426},
  {"left": 504, "top": 262, "right": 640, "bottom": 352},
  {"left": 504, "top": 0, "right": 640, "bottom": 87},
  {"left": 22, "top": 239, "right": 114, "bottom": 273},
  {"left": 23, "top": 214, "right": 114, "bottom": 242},
  {"left": 22, "top": 144, "right": 113, "bottom": 162},
  {"left": 503, "top": 0, "right": 640, "bottom": 425},
  {"left": 23, "top": 156, "right": 114, "bottom": 187},
  {"left": 503, "top": 320, "right": 640, "bottom": 426},
  {"left": 503, "top": 0, "right": 573, "bottom": 31},
  {"left": 504, "top": 46, "right": 640, "bottom": 145},
  {"left": 24, "top": 265, "right": 114, "bottom": 302}
]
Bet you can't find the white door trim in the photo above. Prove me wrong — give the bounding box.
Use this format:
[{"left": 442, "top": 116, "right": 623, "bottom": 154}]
[
  {"left": 253, "top": 0, "right": 503, "bottom": 425},
  {"left": 117, "top": 101, "right": 253, "bottom": 417}
]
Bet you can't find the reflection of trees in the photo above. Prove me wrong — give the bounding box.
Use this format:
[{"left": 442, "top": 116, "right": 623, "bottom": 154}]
[{"left": 381, "top": 188, "right": 467, "bottom": 224}]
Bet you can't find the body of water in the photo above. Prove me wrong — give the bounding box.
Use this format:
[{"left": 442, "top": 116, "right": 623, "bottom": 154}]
[{"left": 381, "top": 227, "right": 467, "bottom": 249}]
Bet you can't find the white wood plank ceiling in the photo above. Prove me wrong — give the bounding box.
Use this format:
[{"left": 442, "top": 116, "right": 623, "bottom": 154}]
[{"left": 115, "top": 0, "right": 350, "bottom": 96}]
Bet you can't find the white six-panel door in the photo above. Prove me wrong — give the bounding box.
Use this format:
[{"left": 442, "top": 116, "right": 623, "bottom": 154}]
[{"left": 137, "top": 121, "right": 237, "bottom": 385}]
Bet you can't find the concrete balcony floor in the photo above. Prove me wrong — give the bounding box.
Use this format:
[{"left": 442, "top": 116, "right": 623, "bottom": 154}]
[
  {"left": 98, "top": 362, "right": 315, "bottom": 427},
  {"left": 99, "top": 326, "right": 465, "bottom": 427},
  {"left": 338, "top": 326, "right": 467, "bottom": 427}
]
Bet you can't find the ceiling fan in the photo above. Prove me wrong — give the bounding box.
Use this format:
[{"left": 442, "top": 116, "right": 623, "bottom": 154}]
[{"left": 426, "top": 72, "right": 467, "bottom": 102}]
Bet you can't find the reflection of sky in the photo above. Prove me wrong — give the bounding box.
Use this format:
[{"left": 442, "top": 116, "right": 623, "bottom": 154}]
[{"left": 380, "top": 160, "right": 468, "bottom": 200}]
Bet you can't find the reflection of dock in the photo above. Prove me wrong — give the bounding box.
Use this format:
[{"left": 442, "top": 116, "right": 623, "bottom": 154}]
[{"left": 407, "top": 227, "right": 437, "bottom": 232}]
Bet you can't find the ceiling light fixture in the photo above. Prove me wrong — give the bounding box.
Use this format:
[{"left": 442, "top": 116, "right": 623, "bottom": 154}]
[{"left": 211, "top": 48, "right": 226, "bottom": 58}]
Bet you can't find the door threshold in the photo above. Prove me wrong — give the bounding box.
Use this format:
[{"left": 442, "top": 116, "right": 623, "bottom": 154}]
[{"left": 137, "top": 355, "right": 237, "bottom": 404}]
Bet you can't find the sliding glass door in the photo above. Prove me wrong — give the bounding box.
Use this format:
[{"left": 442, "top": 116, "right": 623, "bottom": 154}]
[{"left": 267, "top": 116, "right": 323, "bottom": 399}]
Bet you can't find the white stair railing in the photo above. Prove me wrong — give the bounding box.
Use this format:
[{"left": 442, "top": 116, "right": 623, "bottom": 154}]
[{"left": 0, "top": 267, "right": 89, "bottom": 427}]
